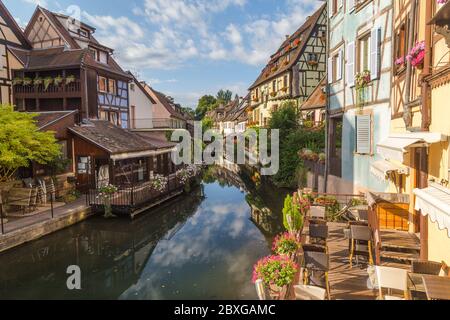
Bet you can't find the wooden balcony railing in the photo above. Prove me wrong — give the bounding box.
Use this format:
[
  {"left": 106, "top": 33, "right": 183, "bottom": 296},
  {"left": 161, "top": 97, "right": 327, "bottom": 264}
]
[{"left": 13, "top": 81, "right": 82, "bottom": 98}]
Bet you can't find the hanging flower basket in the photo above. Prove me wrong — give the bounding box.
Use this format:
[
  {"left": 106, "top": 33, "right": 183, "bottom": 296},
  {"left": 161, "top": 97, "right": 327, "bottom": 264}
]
[
  {"left": 355, "top": 70, "right": 371, "bottom": 89},
  {"left": 33, "top": 77, "right": 43, "bottom": 86},
  {"left": 12, "top": 78, "right": 23, "bottom": 86},
  {"left": 43, "top": 77, "right": 54, "bottom": 91},
  {"left": 395, "top": 56, "right": 406, "bottom": 67},
  {"left": 23, "top": 77, "right": 33, "bottom": 86},
  {"left": 54, "top": 75, "right": 64, "bottom": 86},
  {"left": 65, "top": 75, "right": 76, "bottom": 85}
]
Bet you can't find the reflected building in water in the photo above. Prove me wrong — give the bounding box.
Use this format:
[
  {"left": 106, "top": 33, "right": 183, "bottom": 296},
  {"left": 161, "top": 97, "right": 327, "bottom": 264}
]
[{"left": 0, "top": 188, "right": 204, "bottom": 300}]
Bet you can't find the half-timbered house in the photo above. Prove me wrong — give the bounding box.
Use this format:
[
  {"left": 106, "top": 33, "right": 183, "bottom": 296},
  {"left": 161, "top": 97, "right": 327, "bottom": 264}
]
[
  {"left": 0, "top": 1, "right": 32, "bottom": 104},
  {"left": 248, "top": 4, "right": 327, "bottom": 127},
  {"left": 10, "top": 6, "right": 131, "bottom": 128}
]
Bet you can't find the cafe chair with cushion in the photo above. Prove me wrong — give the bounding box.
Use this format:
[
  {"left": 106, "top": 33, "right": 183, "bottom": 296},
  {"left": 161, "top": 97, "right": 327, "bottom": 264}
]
[
  {"left": 303, "top": 250, "right": 331, "bottom": 299},
  {"left": 411, "top": 260, "right": 443, "bottom": 276},
  {"left": 294, "top": 285, "right": 327, "bottom": 300},
  {"left": 302, "top": 244, "right": 327, "bottom": 253},
  {"left": 375, "top": 266, "right": 410, "bottom": 300},
  {"left": 349, "top": 225, "right": 374, "bottom": 268}
]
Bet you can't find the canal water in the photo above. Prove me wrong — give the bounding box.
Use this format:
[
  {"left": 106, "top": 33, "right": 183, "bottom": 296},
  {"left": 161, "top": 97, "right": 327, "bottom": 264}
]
[{"left": 0, "top": 166, "right": 290, "bottom": 300}]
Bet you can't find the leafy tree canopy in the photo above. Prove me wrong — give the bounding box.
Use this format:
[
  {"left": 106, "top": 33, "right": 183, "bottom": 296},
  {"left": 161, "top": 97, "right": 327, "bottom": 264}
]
[
  {"left": 268, "top": 101, "right": 299, "bottom": 139},
  {"left": 216, "top": 89, "right": 233, "bottom": 104},
  {"left": 195, "top": 95, "right": 217, "bottom": 120},
  {"left": 0, "top": 104, "right": 61, "bottom": 181}
]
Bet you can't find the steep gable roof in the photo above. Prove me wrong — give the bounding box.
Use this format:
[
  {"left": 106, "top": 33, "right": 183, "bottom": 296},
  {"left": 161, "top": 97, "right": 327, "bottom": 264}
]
[
  {"left": 0, "top": 1, "right": 31, "bottom": 49},
  {"left": 301, "top": 77, "right": 327, "bottom": 110},
  {"left": 249, "top": 4, "right": 325, "bottom": 90},
  {"left": 151, "top": 89, "right": 186, "bottom": 121}
]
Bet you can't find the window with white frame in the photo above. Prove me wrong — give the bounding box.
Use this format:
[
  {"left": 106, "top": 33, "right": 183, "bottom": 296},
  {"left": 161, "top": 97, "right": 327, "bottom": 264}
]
[{"left": 328, "top": 50, "right": 343, "bottom": 83}]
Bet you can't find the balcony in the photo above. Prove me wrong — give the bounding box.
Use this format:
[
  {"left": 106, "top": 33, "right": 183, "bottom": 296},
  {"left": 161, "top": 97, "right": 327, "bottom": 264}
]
[{"left": 13, "top": 81, "right": 82, "bottom": 99}]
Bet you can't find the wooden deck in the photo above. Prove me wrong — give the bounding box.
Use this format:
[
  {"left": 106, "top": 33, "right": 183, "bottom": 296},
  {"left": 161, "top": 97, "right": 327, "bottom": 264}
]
[{"left": 286, "top": 223, "right": 409, "bottom": 300}]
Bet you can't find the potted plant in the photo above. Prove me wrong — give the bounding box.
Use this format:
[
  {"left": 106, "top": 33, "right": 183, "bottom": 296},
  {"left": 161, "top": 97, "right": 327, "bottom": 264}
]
[
  {"left": 54, "top": 75, "right": 64, "bottom": 86},
  {"left": 150, "top": 174, "right": 169, "bottom": 193},
  {"left": 283, "top": 193, "right": 307, "bottom": 239},
  {"left": 318, "top": 153, "right": 326, "bottom": 164},
  {"left": 252, "top": 255, "right": 299, "bottom": 297},
  {"left": 12, "top": 78, "right": 23, "bottom": 86},
  {"left": 272, "top": 232, "right": 301, "bottom": 258},
  {"left": 33, "top": 76, "right": 43, "bottom": 87},
  {"left": 96, "top": 184, "right": 118, "bottom": 218},
  {"left": 65, "top": 75, "right": 76, "bottom": 85},
  {"left": 355, "top": 70, "right": 371, "bottom": 108},
  {"left": 23, "top": 77, "right": 32, "bottom": 86},
  {"left": 43, "top": 76, "right": 53, "bottom": 91}
]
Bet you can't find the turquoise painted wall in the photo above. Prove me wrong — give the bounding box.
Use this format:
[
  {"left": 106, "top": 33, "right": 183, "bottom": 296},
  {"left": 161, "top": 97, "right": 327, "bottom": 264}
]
[{"left": 328, "top": 0, "right": 393, "bottom": 192}]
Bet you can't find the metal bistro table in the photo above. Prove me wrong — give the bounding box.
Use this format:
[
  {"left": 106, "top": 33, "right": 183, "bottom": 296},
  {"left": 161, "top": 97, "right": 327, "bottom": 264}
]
[{"left": 422, "top": 275, "right": 450, "bottom": 300}]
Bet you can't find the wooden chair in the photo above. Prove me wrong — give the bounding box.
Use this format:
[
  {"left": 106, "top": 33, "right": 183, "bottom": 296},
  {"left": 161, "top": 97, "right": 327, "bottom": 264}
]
[
  {"left": 8, "top": 188, "right": 32, "bottom": 214},
  {"left": 375, "top": 266, "right": 410, "bottom": 300},
  {"left": 349, "top": 225, "right": 374, "bottom": 268},
  {"left": 294, "top": 285, "right": 327, "bottom": 300}
]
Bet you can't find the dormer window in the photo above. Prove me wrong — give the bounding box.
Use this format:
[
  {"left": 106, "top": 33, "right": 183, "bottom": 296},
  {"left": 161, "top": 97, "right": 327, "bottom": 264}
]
[
  {"left": 89, "top": 48, "right": 97, "bottom": 60},
  {"left": 79, "top": 29, "right": 89, "bottom": 38},
  {"left": 99, "top": 51, "right": 108, "bottom": 64}
]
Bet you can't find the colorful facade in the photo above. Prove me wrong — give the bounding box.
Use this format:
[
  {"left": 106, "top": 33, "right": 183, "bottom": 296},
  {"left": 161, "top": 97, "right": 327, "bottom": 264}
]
[
  {"left": 326, "top": 0, "right": 393, "bottom": 194},
  {"left": 248, "top": 4, "right": 327, "bottom": 127}
]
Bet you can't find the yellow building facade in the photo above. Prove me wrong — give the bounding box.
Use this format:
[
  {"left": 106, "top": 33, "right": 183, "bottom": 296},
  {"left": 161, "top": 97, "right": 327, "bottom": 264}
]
[{"left": 380, "top": 0, "right": 450, "bottom": 265}]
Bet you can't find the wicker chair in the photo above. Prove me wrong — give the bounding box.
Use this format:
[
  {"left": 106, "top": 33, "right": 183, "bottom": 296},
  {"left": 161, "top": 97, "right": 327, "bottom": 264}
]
[{"left": 309, "top": 224, "right": 329, "bottom": 247}]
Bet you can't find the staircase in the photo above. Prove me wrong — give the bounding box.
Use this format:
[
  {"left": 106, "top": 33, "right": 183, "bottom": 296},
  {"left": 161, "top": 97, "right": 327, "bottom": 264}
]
[{"left": 379, "top": 230, "right": 421, "bottom": 265}]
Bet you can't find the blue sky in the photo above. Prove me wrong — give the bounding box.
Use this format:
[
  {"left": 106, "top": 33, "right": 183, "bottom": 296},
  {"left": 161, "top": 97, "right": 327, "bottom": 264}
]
[{"left": 5, "top": 0, "right": 321, "bottom": 108}]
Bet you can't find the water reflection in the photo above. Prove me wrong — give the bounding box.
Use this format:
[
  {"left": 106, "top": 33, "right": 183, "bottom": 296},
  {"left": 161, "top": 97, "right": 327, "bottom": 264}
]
[{"left": 0, "top": 165, "right": 290, "bottom": 300}]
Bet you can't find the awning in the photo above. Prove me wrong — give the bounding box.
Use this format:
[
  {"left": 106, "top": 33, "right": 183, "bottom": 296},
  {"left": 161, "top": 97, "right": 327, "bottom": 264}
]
[
  {"left": 428, "top": 1, "right": 450, "bottom": 27},
  {"left": 377, "top": 132, "right": 447, "bottom": 162},
  {"left": 370, "top": 160, "right": 409, "bottom": 180},
  {"left": 414, "top": 183, "right": 450, "bottom": 237}
]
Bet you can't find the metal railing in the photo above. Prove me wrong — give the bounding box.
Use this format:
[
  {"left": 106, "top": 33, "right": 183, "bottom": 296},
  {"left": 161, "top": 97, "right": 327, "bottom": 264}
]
[
  {"left": 13, "top": 80, "right": 82, "bottom": 95},
  {"left": 0, "top": 184, "right": 86, "bottom": 235}
]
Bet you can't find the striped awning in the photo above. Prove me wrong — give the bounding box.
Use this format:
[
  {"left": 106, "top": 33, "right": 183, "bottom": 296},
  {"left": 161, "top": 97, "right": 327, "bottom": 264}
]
[
  {"left": 370, "top": 160, "right": 409, "bottom": 180},
  {"left": 414, "top": 183, "right": 450, "bottom": 237}
]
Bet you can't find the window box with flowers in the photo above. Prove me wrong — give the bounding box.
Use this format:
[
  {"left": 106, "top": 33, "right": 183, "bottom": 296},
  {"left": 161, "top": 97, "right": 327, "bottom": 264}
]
[
  {"left": 407, "top": 40, "right": 425, "bottom": 69},
  {"left": 395, "top": 56, "right": 406, "bottom": 73}
]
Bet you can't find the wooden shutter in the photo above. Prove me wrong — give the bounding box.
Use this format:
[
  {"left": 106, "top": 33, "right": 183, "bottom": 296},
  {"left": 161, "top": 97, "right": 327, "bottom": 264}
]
[
  {"left": 347, "top": 41, "right": 355, "bottom": 87},
  {"left": 328, "top": 57, "right": 333, "bottom": 84},
  {"left": 370, "top": 28, "right": 381, "bottom": 80},
  {"left": 356, "top": 115, "right": 372, "bottom": 154},
  {"left": 348, "top": 0, "right": 355, "bottom": 12},
  {"left": 337, "top": 50, "right": 343, "bottom": 80}
]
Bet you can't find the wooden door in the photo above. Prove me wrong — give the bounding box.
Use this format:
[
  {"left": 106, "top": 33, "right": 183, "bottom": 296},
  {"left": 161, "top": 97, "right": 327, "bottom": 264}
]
[{"left": 377, "top": 202, "right": 410, "bottom": 231}]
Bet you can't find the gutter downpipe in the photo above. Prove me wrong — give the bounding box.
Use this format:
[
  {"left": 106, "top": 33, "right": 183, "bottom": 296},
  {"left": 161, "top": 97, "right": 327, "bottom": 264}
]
[
  {"left": 324, "top": 6, "right": 331, "bottom": 194},
  {"left": 419, "top": 0, "right": 433, "bottom": 260},
  {"left": 403, "top": 0, "right": 417, "bottom": 129}
]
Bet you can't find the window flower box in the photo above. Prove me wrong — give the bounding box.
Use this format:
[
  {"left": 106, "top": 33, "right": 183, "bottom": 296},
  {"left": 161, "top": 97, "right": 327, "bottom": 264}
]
[{"left": 407, "top": 41, "right": 425, "bottom": 69}]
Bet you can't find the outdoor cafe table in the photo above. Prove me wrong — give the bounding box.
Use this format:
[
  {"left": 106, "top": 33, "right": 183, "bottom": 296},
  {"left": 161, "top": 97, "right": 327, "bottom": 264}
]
[{"left": 422, "top": 275, "right": 450, "bottom": 300}]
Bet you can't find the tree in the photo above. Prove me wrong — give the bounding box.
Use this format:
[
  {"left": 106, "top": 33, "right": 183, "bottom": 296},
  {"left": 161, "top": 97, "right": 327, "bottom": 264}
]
[
  {"left": 195, "top": 95, "right": 217, "bottom": 120},
  {"left": 216, "top": 89, "right": 233, "bottom": 104},
  {"left": 268, "top": 101, "right": 299, "bottom": 139},
  {"left": 0, "top": 104, "right": 61, "bottom": 182}
]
